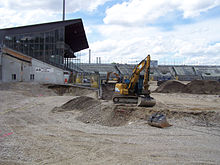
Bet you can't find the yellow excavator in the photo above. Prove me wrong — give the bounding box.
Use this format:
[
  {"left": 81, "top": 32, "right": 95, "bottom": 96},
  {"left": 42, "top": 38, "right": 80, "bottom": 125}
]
[{"left": 113, "top": 55, "right": 156, "bottom": 107}]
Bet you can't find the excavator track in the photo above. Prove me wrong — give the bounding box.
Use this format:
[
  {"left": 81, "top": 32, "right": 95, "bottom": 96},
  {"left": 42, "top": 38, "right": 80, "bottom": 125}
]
[
  {"left": 113, "top": 94, "right": 156, "bottom": 107},
  {"left": 113, "top": 95, "right": 138, "bottom": 104}
]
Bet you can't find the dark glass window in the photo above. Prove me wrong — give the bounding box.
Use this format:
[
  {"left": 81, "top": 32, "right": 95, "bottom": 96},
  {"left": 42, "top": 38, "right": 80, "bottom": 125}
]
[
  {"left": 30, "top": 74, "right": 34, "bottom": 80},
  {"left": 3, "top": 27, "right": 66, "bottom": 69},
  {"left": 12, "top": 74, "right": 16, "bottom": 80}
]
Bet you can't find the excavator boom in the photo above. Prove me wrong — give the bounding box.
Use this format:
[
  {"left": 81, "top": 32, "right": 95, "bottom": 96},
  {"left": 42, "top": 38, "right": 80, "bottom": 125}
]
[{"left": 127, "top": 57, "right": 147, "bottom": 90}]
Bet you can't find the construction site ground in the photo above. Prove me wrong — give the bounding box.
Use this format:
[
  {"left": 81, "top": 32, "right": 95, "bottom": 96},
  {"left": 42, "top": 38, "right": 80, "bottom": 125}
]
[{"left": 0, "top": 81, "right": 220, "bottom": 165}]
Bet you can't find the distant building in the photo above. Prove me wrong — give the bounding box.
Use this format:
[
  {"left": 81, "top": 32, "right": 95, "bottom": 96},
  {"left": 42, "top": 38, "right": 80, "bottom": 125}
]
[
  {"left": 151, "top": 60, "right": 158, "bottom": 67},
  {"left": 0, "top": 19, "right": 89, "bottom": 83}
]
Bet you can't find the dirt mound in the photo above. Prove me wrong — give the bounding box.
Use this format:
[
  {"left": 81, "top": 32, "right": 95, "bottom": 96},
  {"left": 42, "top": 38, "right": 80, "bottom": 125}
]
[
  {"left": 77, "top": 104, "right": 139, "bottom": 127},
  {"left": 154, "top": 80, "right": 186, "bottom": 93},
  {"left": 48, "top": 85, "right": 97, "bottom": 98},
  {"left": 186, "top": 80, "right": 220, "bottom": 95},
  {"left": 53, "top": 96, "right": 220, "bottom": 127},
  {"left": 52, "top": 93, "right": 220, "bottom": 127},
  {"left": 154, "top": 80, "right": 220, "bottom": 95},
  {"left": 52, "top": 96, "right": 136, "bottom": 127},
  {"left": 101, "top": 84, "right": 115, "bottom": 100},
  {"left": 52, "top": 96, "right": 100, "bottom": 112}
]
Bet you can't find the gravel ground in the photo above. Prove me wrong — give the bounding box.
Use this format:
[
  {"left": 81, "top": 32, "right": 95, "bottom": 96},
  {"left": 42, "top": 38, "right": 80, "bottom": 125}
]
[{"left": 0, "top": 82, "right": 220, "bottom": 165}]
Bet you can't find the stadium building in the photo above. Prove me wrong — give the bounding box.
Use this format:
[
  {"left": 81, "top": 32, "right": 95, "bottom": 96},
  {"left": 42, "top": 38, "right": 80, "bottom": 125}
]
[{"left": 0, "top": 19, "right": 89, "bottom": 83}]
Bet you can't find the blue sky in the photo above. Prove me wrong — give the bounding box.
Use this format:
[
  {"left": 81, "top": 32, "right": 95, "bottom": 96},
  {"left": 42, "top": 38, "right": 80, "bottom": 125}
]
[{"left": 1, "top": 0, "right": 220, "bottom": 65}]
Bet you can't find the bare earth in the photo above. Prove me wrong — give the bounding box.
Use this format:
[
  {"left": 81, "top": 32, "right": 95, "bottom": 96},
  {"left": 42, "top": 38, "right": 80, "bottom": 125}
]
[{"left": 0, "top": 82, "right": 220, "bottom": 165}]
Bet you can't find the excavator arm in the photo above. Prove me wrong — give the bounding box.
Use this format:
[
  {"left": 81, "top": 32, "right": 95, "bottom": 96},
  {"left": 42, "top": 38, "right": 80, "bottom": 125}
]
[
  {"left": 136, "top": 55, "right": 156, "bottom": 106},
  {"left": 127, "top": 57, "right": 147, "bottom": 90},
  {"left": 127, "top": 55, "right": 151, "bottom": 94},
  {"left": 143, "top": 55, "right": 151, "bottom": 92}
]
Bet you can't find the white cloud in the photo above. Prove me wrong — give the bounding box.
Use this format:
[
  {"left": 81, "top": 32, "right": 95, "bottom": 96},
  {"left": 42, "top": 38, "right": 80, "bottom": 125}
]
[
  {"left": 66, "top": 0, "right": 111, "bottom": 12},
  {"left": 83, "top": 17, "right": 220, "bottom": 65},
  {"left": 87, "top": 0, "right": 111, "bottom": 11},
  {"left": 1, "top": 0, "right": 220, "bottom": 65},
  {"left": 177, "top": 0, "right": 220, "bottom": 18},
  {"left": 0, "top": 0, "right": 111, "bottom": 28},
  {"left": 84, "top": 26, "right": 93, "bottom": 35},
  {"left": 2, "top": 0, "right": 111, "bottom": 12},
  {"left": 104, "top": 0, "right": 220, "bottom": 25},
  {"left": 0, "top": 8, "right": 59, "bottom": 28}
]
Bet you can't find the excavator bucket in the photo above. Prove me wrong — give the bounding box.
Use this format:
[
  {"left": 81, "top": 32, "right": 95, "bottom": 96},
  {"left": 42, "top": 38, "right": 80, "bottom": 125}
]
[
  {"left": 137, "top": 96, "right": 156, "bottom": 107},
  {"left": 147, "top": 113, "right": 171, "bottom": 128}
]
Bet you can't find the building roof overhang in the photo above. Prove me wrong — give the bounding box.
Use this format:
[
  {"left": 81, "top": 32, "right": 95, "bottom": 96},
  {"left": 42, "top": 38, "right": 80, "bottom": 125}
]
[{"left": 0, "top": 19, "right": 89, "bottom": 53}]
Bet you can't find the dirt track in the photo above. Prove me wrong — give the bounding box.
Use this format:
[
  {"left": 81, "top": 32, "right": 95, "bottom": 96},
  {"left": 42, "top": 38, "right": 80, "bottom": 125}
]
[{"left": 0, "top": 82, "right": 220, "bottom": 165}]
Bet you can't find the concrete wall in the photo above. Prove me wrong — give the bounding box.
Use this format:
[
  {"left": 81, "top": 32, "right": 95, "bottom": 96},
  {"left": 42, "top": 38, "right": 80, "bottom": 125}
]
[
  {"left": 2, "top": 54, "right": 22, "bottom": 82},
  {"left": 1, "top": 53, "right": 66, "bottom": 84},
  {"left": 32, "top": 58, "right": 66, "bottom": 84},
  {"left": 0, "top": 51, "right": 2, "bottom": 81},
  {"left": 0, "top": 65, "right": 1, "bottom": 79},
  {"left": 0, "top": 51, "right": 2, "bottom": 64}
]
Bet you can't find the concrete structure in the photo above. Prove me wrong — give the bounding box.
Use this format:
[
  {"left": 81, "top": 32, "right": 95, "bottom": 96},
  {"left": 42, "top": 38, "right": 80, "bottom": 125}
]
[
  {"left": 194, "top": 66, "right": 220, "bottom": 80},
  {"left": 151, "top": 60, "right": 158, "bottom": 67},
  {"left": 153, "top": 66, "right": 174, "bottom": 80},
  {"left": 116, "top": 61, "right": 158, "bottom": 76},
  {"left": 0, "top": 48, "right": 2, "bottom": 81},
  {"left": 0, "top": 19, "right": 89, "bottom": 83},
  {"left": 172, "top": 66, "right": 200, "bottom": 80},
  {"left": 115, "top": 64, "right": 134, "bottom": 76},
  {"left": 77, "top": 63, "right": 220, "bottom": 81},
  {"left": 1, "top": 52, "right": 65, "bottom": 83},
  {"left": 79, "top": 63, "right": 119, "bottom": 80}
]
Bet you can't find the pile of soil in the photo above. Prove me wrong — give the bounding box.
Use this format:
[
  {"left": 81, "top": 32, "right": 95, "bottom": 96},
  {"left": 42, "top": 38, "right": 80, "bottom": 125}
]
[
  {"left": 154, "top": 80, "right": 220, "bottom": 95},
  {"left": 185, "top": 80, "right": 220, "bottom": 95},
  {"left": 77, "top": 104, "right": 135, "bottom": 127},
  {"left": 52, "top": 96, "right": 137, "bottom": 126},
  {"left": 154, "top": 80, "right": 186, "bottom": 93},
  {"left": 52, "top": 95, "right": 220, "bottom": 127},
  {"left": 52, "top": 96, "right": 100, "bottom": 112}
]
